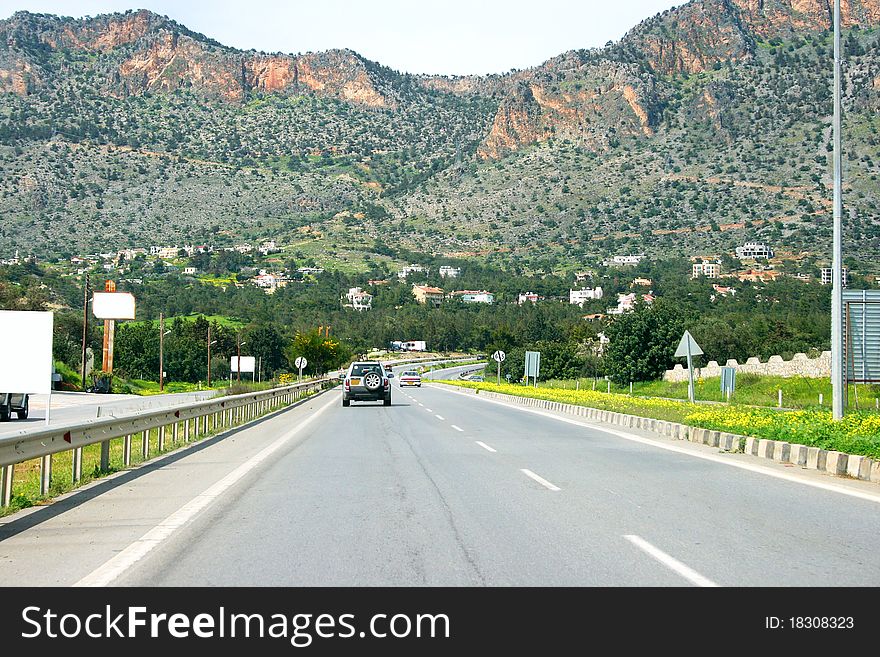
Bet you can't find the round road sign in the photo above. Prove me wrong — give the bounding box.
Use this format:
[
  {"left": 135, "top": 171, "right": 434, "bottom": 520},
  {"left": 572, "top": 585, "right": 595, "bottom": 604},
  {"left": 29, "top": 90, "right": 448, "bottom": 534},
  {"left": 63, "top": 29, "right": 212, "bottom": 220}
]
[{"left": 491, "top": 350, "right": 506, "bottom": 363}]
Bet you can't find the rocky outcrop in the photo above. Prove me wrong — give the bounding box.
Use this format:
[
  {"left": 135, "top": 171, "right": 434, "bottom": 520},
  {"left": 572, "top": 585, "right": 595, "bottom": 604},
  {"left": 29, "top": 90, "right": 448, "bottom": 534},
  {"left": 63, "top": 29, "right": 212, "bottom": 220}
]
[
  {"left": 295, "top": 50, "right": 392, "bottom": 108},
  {"left": 0, "top": 11, "right": 392, "bottom": 106},
  {"left": 478, "top": 82, "right": 543, "bottom": 158},
  {"left": 732, "top": 0, "right": 880, "bottom": 37}
]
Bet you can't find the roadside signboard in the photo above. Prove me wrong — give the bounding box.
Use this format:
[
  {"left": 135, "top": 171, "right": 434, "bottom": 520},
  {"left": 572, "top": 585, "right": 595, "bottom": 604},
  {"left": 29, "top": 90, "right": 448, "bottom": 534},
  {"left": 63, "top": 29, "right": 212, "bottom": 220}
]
[
  {"left": 721, "top": 366, "right": 736, "bottom": 400},
  {"left": 295, "top": 356, "right": 308, "bottom": 381},
  {"left": 230, "top": 356, "right": 256, "bottom": 373},
  {"left": 492, "top": 350, "right": 506, "bottom": 384},
  {"left": 525, "top": 350, "right": 541, "bottom": 386},
  {"left": 92, "top": 292, "right": 136, "bottom": 320},
  {"left": 843, "top": 290, "right": 880, "bottom": 385},
  {"left": 0, "top": 310, "right": 53, "bottom": 395},
  {"left": 674, "top": 330, "right": 703, "bottom": 403}
]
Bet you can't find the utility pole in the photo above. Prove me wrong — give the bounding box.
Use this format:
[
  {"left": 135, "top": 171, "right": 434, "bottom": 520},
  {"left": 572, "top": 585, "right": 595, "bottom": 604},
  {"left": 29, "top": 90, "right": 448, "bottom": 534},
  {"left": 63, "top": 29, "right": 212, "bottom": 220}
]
[
  {"left": 237, "top": 336, "right": 242, "bottom": 382},
  {"left": 207, "top": 324, "right": 212, "bottom": 387},
  {"left": 831, "top": 0, "right": 845, "bottom": 420},
  {"left": 159, "top": 312, "right": 165, "bottom": 391},
  {"left": 101, "top": 280, "right": 116, "bottom": 375},
  {"left": 80, "top": 272, "right": 89, "bottom": 390}
]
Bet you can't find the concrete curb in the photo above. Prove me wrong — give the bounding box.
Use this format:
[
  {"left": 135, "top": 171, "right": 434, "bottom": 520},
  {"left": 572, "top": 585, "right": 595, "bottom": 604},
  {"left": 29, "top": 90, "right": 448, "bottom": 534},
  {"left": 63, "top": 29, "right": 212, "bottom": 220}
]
[{"left": 433, "top": 383, "right": 878, "bottom": 484}]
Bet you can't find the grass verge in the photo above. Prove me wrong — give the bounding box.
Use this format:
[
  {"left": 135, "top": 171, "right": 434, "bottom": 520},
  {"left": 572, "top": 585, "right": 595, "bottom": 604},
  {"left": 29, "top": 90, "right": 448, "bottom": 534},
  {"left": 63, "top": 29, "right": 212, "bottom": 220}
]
[
  {"left": 438, "top": 380, "right": 880, "bottom": 460},
  {"left": 0, "top": 385, "right": 327, "bottom": 518}
]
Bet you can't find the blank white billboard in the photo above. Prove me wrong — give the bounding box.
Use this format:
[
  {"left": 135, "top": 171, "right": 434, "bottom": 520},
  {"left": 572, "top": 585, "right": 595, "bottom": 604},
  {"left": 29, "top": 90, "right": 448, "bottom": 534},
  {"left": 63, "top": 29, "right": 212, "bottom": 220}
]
[
  {"left": 230, "top": 356, "right": 256, "bottom": 373},
  {"left": 0, "top": 310, "right": 53, "bottom": 394},
  {"left": 93, "top": 292, "right": 136, "bottom": 320}
]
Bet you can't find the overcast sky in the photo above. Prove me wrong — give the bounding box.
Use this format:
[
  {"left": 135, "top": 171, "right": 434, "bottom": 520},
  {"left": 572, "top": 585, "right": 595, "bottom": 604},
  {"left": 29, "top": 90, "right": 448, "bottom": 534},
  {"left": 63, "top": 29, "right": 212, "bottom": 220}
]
[{"left": 0, "top": 1, "right": 685, "bottom": 75}]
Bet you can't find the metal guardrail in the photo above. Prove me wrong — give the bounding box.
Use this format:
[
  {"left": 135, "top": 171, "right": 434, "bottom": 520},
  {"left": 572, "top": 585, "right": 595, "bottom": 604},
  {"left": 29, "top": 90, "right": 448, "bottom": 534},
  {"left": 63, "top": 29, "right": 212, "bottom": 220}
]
[{"left": 0, "top": 377, "right": 331, "bottom": 507}]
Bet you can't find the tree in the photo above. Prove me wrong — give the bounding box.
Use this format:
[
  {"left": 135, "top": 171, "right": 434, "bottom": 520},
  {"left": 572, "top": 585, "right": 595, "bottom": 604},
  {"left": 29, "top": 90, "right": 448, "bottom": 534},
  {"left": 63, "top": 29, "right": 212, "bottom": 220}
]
[
  {"left": 604, "top": 301, "right": 685, "bottom": 384},
  {"left": 285, "top": 329, "right": 351, "bottom": 375}
]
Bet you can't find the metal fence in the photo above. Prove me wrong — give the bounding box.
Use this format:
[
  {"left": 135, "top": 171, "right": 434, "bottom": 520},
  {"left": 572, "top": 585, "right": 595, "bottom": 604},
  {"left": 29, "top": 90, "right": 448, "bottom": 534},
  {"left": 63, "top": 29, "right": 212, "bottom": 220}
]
[{"left": 0, "top": 377, "right": 331, "bottom": 507}]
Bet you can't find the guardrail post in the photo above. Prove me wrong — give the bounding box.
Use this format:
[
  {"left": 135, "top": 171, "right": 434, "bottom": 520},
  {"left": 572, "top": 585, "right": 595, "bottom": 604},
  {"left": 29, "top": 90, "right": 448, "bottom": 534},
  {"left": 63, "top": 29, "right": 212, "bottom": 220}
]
[
  {"left": 184, "top": 418, "right": 190, "bottom": 443},
  {"left": 0, "top": 464, "right": 12, "bottom": 507},
  {"left": 194, "top": 416, "right": 201, "bottom": 439},
  {"left": 173, "top": 422, "right": 179, "bottom": 444},
  {"left": 39, "top": 455, "right": 52, "bottom": 496},
  {"left": 158, "top": 425, "right": 165, "bottom": 452},
  {"left": 123, "top": 435, "right": 132, "bottom": 466},
  {"left": 141, "top": 429, "right": 149, "bottom": 460},
  {"left": 100, "top": 440, "right": 110, "bottom": 472},
  {"left": 72, "top": 447, "right": 83, "bottom": 483}
]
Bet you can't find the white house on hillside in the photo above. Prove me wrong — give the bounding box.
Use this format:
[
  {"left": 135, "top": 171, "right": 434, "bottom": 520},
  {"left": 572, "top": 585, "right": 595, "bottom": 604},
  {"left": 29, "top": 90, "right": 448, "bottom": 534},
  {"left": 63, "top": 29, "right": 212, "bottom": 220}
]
[
  {"left": 569, "top": 287, "right": 603, "bottom": 306},
  {"left": 345, "top": 287, "right": 373, "bottom": 311}
]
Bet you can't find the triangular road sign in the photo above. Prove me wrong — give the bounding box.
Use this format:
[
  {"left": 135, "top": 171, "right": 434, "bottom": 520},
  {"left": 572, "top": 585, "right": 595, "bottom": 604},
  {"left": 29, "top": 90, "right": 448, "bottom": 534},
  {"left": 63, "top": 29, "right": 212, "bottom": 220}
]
[{"left": 674, "top": 330, "right": 704, "bottom": 358}]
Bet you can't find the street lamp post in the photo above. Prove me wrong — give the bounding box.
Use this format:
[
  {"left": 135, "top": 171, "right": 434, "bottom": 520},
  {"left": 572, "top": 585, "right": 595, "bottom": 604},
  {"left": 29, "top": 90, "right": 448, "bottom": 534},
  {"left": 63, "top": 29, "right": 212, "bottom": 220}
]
[
  {"left": 80, "top": 272, "right": 89, "bottom": 390},
  {"left": 237, "top": 339, "right": 247, "bottom": 382},
  {"left": 159, "top": 313, "right": 171, "bottom": 392},
  {"left": 831, "top": 0, "right": 845, "bottom": 420},
  {"left": 207, "top": 324, "right": 217, "bottom": 387}
]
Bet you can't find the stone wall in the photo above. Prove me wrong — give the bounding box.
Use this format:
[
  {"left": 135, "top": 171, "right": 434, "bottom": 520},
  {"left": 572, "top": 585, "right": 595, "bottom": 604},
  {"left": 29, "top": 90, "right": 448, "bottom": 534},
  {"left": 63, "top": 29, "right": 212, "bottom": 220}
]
[{"left": 663, "top": 351, "right": 831, "bottom": 382}]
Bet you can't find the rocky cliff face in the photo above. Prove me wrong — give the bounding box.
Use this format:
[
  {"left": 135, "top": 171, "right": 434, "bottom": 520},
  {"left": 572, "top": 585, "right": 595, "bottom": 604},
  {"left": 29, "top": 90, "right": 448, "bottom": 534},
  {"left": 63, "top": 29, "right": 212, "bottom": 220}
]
[
  {"left": 472, "top": 0, "right": 880, "bottom": 158},
  {"left": 0, "top": 10, "right": 393, "bottom": 106}
]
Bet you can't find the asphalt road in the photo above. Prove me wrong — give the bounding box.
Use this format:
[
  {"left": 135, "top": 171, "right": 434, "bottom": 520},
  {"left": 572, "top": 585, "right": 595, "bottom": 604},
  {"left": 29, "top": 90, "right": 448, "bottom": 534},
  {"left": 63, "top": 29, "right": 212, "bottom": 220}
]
[
  {"left": 1, "top": 363, "right": 879, "bottom": 586},
  {"left": 0, "top": 390, "right": 217, "bottom": 439}
]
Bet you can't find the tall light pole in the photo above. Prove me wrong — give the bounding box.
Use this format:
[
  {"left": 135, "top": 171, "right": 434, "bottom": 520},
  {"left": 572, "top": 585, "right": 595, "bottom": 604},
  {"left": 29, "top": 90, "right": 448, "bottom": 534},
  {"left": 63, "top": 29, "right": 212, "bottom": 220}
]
[
  {"left": 237, "top": 339, "right": 246, "bottom": 382},
  {"left": 207, "top": 324, "right": 217, "bottom": 387},
  {"left": 159, "top": 313, "right": 171, "bottom": 392},
  {"left": 831, "top": 0, "right": 845, "bottom": 420},
  {"left": 80, "top": 272, "right": 90, "bottom": 390}
]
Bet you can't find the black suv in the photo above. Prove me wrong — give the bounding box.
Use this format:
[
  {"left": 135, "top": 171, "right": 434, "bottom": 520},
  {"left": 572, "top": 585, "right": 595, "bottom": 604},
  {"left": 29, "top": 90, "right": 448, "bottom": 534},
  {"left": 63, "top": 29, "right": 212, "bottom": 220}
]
[{"left": 342, "top": 362, "right": 393, "bottom": 407}]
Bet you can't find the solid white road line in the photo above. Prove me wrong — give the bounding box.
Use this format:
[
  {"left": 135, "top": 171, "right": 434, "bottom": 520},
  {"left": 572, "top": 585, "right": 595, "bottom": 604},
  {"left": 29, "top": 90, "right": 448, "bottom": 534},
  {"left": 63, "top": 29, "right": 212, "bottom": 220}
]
[
  {"left": 433, "top": 386, "right": 880, "bottom": 505},
  {"left": 451, "top": 425, "right": 464, "bottom": 432},
  {"left": 475, "top": 441, "right": 497, "bottom": 453},
  {"left": 74, "top": 394, "right": 338, "bottom": 587},
  {"left": 624, "top": 535, "right": 719, "bottom": 587},
  {"left": 435, "top": 414, "right": 445, "bottom": 420},
  {"left": 520, "top": 468, "right": 561, "bottom": 491}
]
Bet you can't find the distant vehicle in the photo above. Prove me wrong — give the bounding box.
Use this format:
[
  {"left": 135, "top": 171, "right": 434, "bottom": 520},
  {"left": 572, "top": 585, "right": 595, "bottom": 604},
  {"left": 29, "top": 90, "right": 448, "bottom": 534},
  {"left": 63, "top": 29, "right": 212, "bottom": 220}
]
[
  {"left": 342, "top": 361, "right": 393, "bottom": 407},
  {"left": 0, "top": 393, "right": 29, "bottom": 421},
  {"left": 398, "top": 371, "right": 422, "bottom": 387},
  {"left": 467, "top": 375, "right": 484, "bottom": 382}
]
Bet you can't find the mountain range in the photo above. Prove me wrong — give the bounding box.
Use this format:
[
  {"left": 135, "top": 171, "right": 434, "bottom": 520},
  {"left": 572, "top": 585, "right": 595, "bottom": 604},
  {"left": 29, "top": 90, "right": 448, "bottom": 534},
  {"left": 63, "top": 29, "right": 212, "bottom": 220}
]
[{"left": 2, "top": 1, "right": 880, "bottom": 273}]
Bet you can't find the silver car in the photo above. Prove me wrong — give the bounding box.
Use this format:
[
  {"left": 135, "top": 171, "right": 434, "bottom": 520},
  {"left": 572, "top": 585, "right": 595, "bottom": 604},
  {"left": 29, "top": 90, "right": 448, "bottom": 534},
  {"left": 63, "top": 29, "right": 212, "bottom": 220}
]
[{"left": 342, "top": 361, "right": 393, "bottom": 407}]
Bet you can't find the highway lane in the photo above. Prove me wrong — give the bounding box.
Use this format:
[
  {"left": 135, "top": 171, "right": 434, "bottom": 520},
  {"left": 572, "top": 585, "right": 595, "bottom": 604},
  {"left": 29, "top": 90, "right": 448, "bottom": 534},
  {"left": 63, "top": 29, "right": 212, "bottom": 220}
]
[
  {"left": 0, "top": 390, "right": 217, "bottom": 439},
  {"left": 1, "top": 366, "right": 879, "bottom": 586}
]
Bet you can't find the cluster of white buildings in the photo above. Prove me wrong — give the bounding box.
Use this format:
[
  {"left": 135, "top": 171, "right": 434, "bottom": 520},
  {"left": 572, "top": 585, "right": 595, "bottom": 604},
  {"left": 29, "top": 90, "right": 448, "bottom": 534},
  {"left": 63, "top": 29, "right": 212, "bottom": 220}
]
[
  {"left": 398, "top": 264, "right": 462, "bottom": 279},
  {"left": 344, "top": 287, "right": 374, "bottom": 311},
  {"left": 252, "top": 270, "right": 289, "bottom": 294},
  {"left": 398, "top": 264, "right": 427, "bottom": 279},
  {"left": 602, "top": 254, "right": 646, "bottom": 266},
  {"left": 410, "top": 285, "right": 494, "bottom": 306},
  {"left": 569, "top": 287, "right": 604, "bottom": 306},
  {"left": 820, "top": 267, "right": 848, "bottom": 287},
  {"left": 608, "top": 292, "right": 655, "bottom": 315},
  {"left": 735, "top": 242, "right": 774, "bottom": 260},
  {"left": 692, "top": 262, "right": 721, "bottom": 278}
]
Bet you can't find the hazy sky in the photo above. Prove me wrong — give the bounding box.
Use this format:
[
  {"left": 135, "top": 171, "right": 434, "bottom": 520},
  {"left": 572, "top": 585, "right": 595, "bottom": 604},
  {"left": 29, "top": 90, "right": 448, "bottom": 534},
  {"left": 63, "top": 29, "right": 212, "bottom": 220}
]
[{"left": 0, "top": 1, "right": 685, "bottom": 75}]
